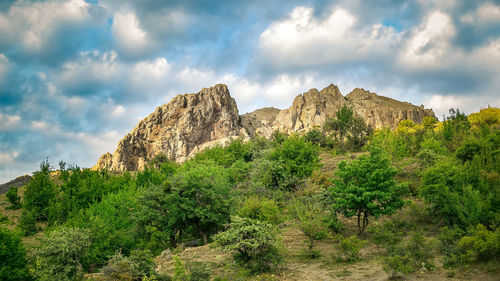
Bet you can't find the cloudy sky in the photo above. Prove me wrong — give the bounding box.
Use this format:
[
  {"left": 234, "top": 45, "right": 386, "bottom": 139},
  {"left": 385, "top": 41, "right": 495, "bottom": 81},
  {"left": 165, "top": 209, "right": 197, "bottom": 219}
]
[{"left": 1, "top": 0, "right": 500, "bottom": 181}]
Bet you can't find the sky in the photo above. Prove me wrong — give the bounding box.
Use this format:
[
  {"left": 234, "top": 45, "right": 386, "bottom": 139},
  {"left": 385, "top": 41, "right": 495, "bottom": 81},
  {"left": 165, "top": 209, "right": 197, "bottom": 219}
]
[{"left": 1, "top": 0, "right": 500, "bottom": 182}]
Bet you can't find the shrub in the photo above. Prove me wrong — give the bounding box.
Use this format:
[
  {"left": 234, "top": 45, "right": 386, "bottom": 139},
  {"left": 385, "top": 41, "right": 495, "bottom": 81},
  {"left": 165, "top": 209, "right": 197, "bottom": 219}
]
[
  {"left": 291, "top": 200, "right": 329, "bottom": 258},
  {"left": 187, "top": 262, "right": 210, "bottom": 281},
  {"left": 382, "top": 232, "right": 436, "bottom": 277},
  {"left": 0, "top": 226, "right": 31, "bottom": 281},
  {"left": 6, "top": 186, "right": 21, "bottom": 209},
  {"left": 238, "top": 196, "right": 281, "bottom": 224},
  {"left": 29, "top": 227, "right": 91, "bottom": 281},
  {"left": 213, "top": 216, "right": 282, "bottom": 273},
  {"left": 173, "top": 255, "right": 188, "bottom": 281},
  {"left": 335, "top": 235, "right": 367, "bottom": 262},
  {"left": 99, "top": 249, "right": 157, "bottom": 281},
  {"left": 456, "top": 224, "right": 500, "bottom": 264},
  {"left": 383, "top": 253, "right": 413, "bottom": 279},
  {"left": 18, "top": 209, "right": 39, "bottom": 236}
]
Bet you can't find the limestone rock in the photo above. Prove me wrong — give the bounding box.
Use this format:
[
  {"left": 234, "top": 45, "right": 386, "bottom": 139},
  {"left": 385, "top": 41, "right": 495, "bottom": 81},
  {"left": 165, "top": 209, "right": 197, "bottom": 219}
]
[
  {"left": 95, "top": 83, "right": 435, "bottom": 171},
  {"left": 94, "top": 84, "right": 241, "bottom": 171}
]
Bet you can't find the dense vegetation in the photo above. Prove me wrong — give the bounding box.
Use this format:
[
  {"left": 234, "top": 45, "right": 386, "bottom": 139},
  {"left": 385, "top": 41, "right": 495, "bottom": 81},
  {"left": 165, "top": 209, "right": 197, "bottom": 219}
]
[{"left": 1, "top": 106, "right": 499, "bottom": 280}]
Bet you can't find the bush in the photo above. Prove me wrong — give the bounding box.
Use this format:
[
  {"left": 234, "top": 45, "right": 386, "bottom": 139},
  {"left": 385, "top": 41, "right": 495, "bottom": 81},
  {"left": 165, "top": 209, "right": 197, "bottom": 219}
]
[
  {"left": 18, "top": 209, "right": 39, "bottom": 236},
  {"left": 213, "top": 216, "right": 282, "bottom": 273},
  {"left": 291, "top": 200, "right": 329, "bottom": 258},
  {"left": 99, "top": 249, "right": 158, "bottom": 281},
  {"left": 268, "top": 136, "right": 320, "bottom": 190},
  {"left": 382, "top": 232, "right": 436, "bottom": 277},
  {"left": 0, "top": 226, "right": 31, "bottom": 281},
  {"left": 187, "top": 262, "right": 210, "bottom": 281},
  {"left": 6, "top": 186, "right": 21, "bottom": 209},
  {"left": 238, "top": 196, "right": 281, "bottom": 224},
  {"left": 335, "top": 235, "right": 367, "bottom": 262},
  {"left": 29, "top": 227, "right": 91, "bottom": 281},
  {"left": 456, "top": 224, "right": 500, "bottom": 264}
]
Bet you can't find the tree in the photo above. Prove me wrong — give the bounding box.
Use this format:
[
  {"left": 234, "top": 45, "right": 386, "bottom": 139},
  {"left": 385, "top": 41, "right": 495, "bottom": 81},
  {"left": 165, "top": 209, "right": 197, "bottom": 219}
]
[
  {"left": 6, "top": 186, "right": 21, "bottom": 209},
  {"left": 23, "top": 160, "right": 56, "bottom": 221},
  {"left": 157, "top": 161, "right": 232, "bottom": 245},
  {"left": 324, "top": 105, "right": 372, "bottom": 151},
  {"left": 329, "top": 147, "right": 408, "bottom": 235},
  {"left": 0, "top": 226, "right": 31, "bottom": 281},
  {"left": 29, "top": 227, "right": 91, "bottom": 281}
]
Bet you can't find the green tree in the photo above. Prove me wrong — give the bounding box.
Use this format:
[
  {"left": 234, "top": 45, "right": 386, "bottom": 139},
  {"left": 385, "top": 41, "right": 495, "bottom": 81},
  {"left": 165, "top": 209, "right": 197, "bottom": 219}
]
[
  {"left": 23, "top": 160, "right": 56, "bottom": 221},
  {"left": 30, "top": 227, "right": 91, "bottom": 281},
  {"left": 6, "top": 186, "right": 22, "bottom": 209},
  {"left": 0, "top": 226, "right": 31, "bottom": 281},
  {"left": 329, "top": 147, "right": 408, "bottom": 234},
  {"left": 154, "top": 161, "right": 232, "bottom": 245},
  {"left": 324, "top": 105, "right": 372, "bottom": 151}
]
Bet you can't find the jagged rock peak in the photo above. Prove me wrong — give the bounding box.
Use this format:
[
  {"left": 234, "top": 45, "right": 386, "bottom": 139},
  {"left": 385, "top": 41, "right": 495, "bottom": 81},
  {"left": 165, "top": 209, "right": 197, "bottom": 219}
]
[
  {"left": 93, "top": 84, "right": 243, "bottom": 172},
  {"left": 95, "top": 83, "right": 435, "bottom": 171}
]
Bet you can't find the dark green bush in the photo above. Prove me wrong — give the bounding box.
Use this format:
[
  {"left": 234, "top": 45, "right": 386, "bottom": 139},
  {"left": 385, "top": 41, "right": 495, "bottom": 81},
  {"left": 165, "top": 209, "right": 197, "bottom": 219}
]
[
  {"left": 6, "top": 186, "right": 21, "bottom": 209},
  {"left": 18, "top": 209, "right": 39, "bottom": 236},
  {"left": 23, "top": 160, "right": 56, "bottom": 221},
  {"left": 0, "top": 226, "right": 31, "bottom": 281}
]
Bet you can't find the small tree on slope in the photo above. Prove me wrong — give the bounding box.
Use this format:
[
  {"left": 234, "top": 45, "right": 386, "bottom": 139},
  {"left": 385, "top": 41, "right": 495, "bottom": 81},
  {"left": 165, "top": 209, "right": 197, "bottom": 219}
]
[{"left": 329, "top": 146, "right": 408, "bottom": 235}]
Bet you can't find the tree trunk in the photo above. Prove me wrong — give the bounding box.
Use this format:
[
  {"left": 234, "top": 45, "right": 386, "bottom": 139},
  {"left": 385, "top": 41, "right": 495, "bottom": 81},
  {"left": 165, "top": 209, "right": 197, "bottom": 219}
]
[{"left": 357, "top": 211, "right": 362, "bottom": 234}]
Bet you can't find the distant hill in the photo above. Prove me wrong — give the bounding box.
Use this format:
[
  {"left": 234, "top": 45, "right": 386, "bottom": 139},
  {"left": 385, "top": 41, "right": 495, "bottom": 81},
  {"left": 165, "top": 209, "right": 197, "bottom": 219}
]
[{"left": 0, "top": 175, "right": 31, "bottom": 194}]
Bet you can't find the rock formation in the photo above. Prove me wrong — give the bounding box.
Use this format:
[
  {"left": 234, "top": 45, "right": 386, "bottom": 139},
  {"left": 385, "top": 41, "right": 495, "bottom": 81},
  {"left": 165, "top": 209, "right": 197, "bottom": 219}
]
[
  {"left": 95, "top": 84, "right": 243, "bottom": 171},
  {"left": 94, "top": 83, "right": 435, "bottom": 171}
]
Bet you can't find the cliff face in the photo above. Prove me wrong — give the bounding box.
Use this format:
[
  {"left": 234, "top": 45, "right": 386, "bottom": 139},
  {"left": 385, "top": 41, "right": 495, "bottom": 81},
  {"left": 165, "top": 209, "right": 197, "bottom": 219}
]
[
  {"left": 95, "top": 83, "right": 435, "bottom": 171},
  {"left": 95, "top": 84, "right": 243, "bottom": 171}
]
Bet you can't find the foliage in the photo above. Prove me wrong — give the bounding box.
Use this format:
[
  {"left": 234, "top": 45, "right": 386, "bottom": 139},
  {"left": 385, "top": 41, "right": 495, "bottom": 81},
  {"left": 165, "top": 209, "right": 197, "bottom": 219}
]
[
  {"left": 6, "top": 186, "right": 22, "bottom": 209},
  {"left": 382, "top": 232, "right": 436, "bottom": 277},
  {"left": 324, "top": 105, "right": 372, "bottom": 151},
  {"left": 18, "top": 209, "right": 39, "bottom": 236},
  {"left": 237, "top": 196, "right": 281, "bottom": 224},
  {"left": 268, "top": 135, "right": 320, "bottom": 190},
  {"left": 160, "top": 161, "right": 232, "bottom": 245},
  {"left": 187, "top": 262, "right": 210, "bottom": 281},
  {"left": 329, "top": 146, "right": 408, "bottom": 234},
  {"left": 172, "top": 256, "right": 188, "bottom": 281},
  {"left": 29, "top": 227, "right": 91, "bottom": 281},
  {"left": 290, "top": 200, "right": 329, "bottom": 258},
  {"left": 213, "top": 216, "right": 282, "bottom": 273},
  {"left": 23, "top": 160, "right": 56, "bottom": 221},
  {"left": 68, "top": 185, "right": 139, "bottom": 268},
  {"left": 335, "top": 235, "right": 367, "bottom": 262},
  {"left": 0, "top": 226, "right": 31, "bottom": 281},
  {"left": 455, "top": 224, "right": 500, "bottom": 264},
  {"left": 468, "top": 107, "right": 500, "bottom": 128},
  {"left": 99, "top": 249, "right": 157, "bottom": 281}
]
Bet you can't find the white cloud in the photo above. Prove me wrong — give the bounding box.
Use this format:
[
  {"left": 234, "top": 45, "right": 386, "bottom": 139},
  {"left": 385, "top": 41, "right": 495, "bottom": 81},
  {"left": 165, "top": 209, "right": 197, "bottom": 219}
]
[
  {"left": 0, "top": 113, "right": 21, "bottom": 131},
  {"left": 400, "top": 11, "right": 457, "bottom": 69},
  {"left": 423, "top": 94, "right": 500, "bottom": 118},
  {"left": 257, "top": 6, "right": 401, "bottom": 68},
  {"left": 112, "top": 11, "right": 153, "bottom": 56},
  {"left": 0, "top": 0, "right": 92, "bottom": 52},
  {"left": 462, "top": 2, "right": 500, "bottom": 25}
]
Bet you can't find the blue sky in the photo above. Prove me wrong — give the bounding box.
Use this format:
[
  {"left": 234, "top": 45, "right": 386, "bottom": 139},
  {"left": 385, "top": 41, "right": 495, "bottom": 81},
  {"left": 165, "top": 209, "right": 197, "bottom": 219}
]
[{"left": 1, "top": 0, "right": 500, "bottom": 181}]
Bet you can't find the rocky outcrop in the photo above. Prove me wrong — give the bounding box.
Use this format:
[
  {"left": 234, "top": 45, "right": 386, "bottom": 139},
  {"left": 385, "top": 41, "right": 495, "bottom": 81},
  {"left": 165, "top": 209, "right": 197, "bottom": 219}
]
[
  {"left": 95, "top": 83, "right": 435, "bottom": 171},
  {"left": 94, "top": 84, "right": 243, "bottom": 171}
]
